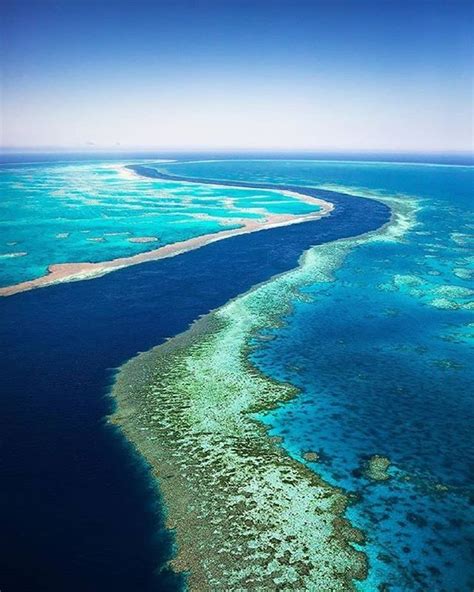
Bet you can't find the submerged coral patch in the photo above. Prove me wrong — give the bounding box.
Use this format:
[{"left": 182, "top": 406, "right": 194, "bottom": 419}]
[{"left": 112, "top": 305, "right": 367, "bottom": 591}]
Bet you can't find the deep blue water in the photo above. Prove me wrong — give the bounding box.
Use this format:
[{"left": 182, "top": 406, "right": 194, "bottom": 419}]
[{"left": 0, "top": 178, "right": 388, "bottom": 591}]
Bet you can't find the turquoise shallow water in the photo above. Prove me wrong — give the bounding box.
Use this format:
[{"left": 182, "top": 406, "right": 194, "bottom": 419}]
[
  {"left": 162, "top": 159, "right": 474, "bottom": 591},
  {"left": 0, "top": 160, "right": 318, "bottom": 287}
]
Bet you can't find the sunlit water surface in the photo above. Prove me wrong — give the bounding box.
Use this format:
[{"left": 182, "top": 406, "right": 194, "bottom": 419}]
[{"left": 1, "top": 157, "right": 472, "bottom": 591}]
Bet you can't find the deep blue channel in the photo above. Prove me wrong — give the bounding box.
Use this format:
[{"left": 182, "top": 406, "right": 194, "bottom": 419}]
[{"left": 0, "top": 174, "right": 389, "bottom": 591}]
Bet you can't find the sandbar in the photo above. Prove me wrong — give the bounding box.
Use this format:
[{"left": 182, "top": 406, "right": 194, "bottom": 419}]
[{"left": 0, "top": 180, "right": 333, "bottom": 297}]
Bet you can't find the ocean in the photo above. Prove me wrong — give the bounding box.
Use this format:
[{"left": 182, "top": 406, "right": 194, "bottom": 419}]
[{"left": 0, "top": 155, "right": 472, "bottom": 590}]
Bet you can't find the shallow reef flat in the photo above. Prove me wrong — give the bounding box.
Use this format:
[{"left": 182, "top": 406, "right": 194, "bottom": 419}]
[
  {"left": 0, "top": 163, "right": 331, "bottom": 296},
  {"left": 112, "top": 317, "right": 367, "bottom": 590},
  {"left": 110, "top": 192, "right": 415, "bottom": 590}
]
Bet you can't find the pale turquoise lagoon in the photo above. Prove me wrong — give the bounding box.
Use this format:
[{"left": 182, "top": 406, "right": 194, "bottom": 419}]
[{"left": 0, "top": 160, "right": 319, "bottom": 288}]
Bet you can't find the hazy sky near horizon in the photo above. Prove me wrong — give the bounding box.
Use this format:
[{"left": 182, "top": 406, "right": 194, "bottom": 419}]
[{"left": 1, "top": 0, "right": 473, "bottom": 152}]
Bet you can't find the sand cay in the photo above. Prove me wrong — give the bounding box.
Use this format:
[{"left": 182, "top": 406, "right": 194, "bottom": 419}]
[
  {"left": 128, "top": 236, "right": 159, "bottom": 243},
  {"left": 0, "top": 179, "right": 333, "bottom": 297}
]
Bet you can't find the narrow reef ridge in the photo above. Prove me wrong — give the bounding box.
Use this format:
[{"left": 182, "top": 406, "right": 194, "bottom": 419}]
[
  {"left": 110, "top": 188, "right": 415, "bottom": 590},
  {"left": 111, "top": 316, "right": 367, "bottom": 590}
]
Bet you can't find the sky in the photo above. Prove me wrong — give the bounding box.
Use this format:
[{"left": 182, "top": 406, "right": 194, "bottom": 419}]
[{"left": 1, "top": 0, "right": 473, "bottom": 152}]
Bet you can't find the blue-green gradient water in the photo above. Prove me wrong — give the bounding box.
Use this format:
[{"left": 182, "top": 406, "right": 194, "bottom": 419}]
[
  {"left": 161, "top": 159, "right": 474, "bottom": 591},
  {"left": 0, "top": 160, "right": 318, "bottom": 287},
  {"left": 1, "top": 156, "right": 472, "bottom": 590}
]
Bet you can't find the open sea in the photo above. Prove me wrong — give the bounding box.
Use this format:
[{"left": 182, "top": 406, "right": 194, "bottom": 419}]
[{"left": 0, "top": 154, "right": 472, "bottom": 591}]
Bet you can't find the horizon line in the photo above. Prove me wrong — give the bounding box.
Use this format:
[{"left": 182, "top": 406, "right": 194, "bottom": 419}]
[{"left": 1, "top": 146, "right": 473, "bottom": 156}]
